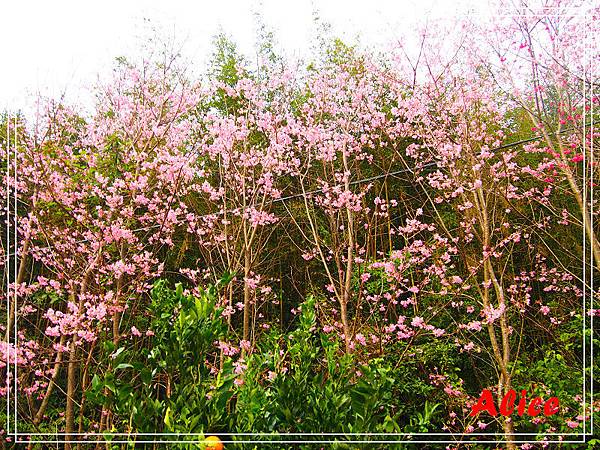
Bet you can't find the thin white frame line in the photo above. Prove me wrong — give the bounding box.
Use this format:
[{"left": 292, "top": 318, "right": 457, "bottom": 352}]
[
  {"left": 581, "top": 11, "right": 594, "bottom": 431},
  {"left": 584, "top": 13, "right": 589, "bottom": 436},
  {"left": 5, "top": 112, "right": 10, "bottom": 437},
  {"left": 12, "top": 440, "right": 589, "bottom": 445},
  {"left": 13, "top": 431, "right": 590, "bottom": 436},
  {"left": 588, "top": 9, "right": 593, "bottom": 434},
  {"left": 8, "top": 8, "right": 595, "bottom": 445},
  {"left": 12, "top": 115, "right": 17, "bottom": 441},
  {"left": 582, "top": 8, "right": 595, "bottom": 437},
  {"left": 590, "top": 11, "right": 595, "bottom": 434}
]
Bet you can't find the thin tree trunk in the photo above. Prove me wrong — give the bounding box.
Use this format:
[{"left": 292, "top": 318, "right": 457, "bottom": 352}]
[
  {"left": 66, "top": 250, "right": 102, "bottom": 448},
  {"left": 112, "top": 274, "right": 124, "bottom": 344},
  {"left": 5, "top": 238, "right": 30, "bottom": 342},
  {"left": 341, "top": 151, "right": 354, "bottom": 353},
  {"left": 65, "top": 338, "right": 78, "bottom": 449},
  {"left": 77, "top": 343, "right": 96, "bottom": 450},
  {"left": 472, "top": 186, "right": 516, "bottom": 449},
  {"left": 33, "top": 333, "right": 67, "bottom": 425},
  {"left": 112, "top": 244, "right": 126, "bottom": 345}
]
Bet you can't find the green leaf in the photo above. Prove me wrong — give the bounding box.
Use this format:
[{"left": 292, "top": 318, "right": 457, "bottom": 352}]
[
  {"left": 91, "top": 374, "right": 102, "bottom": 390},
  {"left": 164, "top": 406, "right": 173, "bottom": 430},
  {"left": 111, "top": 347, "right": 125, "bottom": 359},
  {"left": 115, "top": 363, "right": 133, "bottom": 371}
]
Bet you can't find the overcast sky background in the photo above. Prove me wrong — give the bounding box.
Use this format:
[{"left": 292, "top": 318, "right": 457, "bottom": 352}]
[{"left": 2, "top": 0, "right": 490, "bottom": 115}]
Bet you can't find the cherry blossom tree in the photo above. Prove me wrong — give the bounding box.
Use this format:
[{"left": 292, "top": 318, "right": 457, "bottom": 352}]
[{"left": 6, "top": 55, "right": 203, "bottom": 442}]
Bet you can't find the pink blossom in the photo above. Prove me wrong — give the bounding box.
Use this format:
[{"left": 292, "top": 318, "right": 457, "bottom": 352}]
[
  {"left": 130, "top": 326, "right": 142, "bottom": 337},
  {"left": 566, "top": 420, "right": 579, "bottom": 429},
  {"left": 411, "top": 316, "right": 425, "bottom": 328},
  {"left": 355, "top": 333, "right": 367, "bottom": 346}
]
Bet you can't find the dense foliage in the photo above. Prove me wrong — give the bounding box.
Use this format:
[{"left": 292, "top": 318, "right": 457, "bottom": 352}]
[{"left": 1, "top": 1, "right": 599, "bottom": 448}]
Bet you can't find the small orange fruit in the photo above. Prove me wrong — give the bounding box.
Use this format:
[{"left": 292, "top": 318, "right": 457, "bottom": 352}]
[{"left": 204, "top": 435, "right": 224, "bottom": 450}]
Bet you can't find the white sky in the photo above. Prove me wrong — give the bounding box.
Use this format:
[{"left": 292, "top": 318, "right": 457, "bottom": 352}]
[{"left": 2, "top": 0, "right": 487, "bottom": 116}]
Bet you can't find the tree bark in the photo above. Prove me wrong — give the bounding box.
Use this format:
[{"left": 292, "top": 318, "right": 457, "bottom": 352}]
[
  {"left": 65, "top": 249, "right": 102, "bottom": 448},
  {"left": 5, "top": 238, "right": 30, "bottom": 342},
  {"left": 33, "top": 333, "right": 67, "bottom": 426},
  {"left": 341, "top": 151, "right": 354, "bottom": 353}
]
